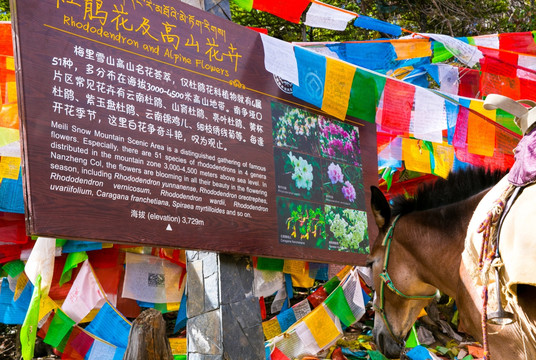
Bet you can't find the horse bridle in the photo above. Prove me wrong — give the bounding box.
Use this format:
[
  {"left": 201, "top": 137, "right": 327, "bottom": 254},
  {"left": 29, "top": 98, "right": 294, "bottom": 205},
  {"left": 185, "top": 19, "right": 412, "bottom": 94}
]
[{"left": 374, "top": 214, "right": 439, "bottom": 345}]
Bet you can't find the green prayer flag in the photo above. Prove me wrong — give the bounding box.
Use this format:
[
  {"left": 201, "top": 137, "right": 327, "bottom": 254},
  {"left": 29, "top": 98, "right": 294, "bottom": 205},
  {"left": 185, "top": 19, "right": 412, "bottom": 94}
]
[
  {"left": 174, "top": 355, "right": 187, "bottom": 360},
  {"left": 256, "top": 257, "right": 284, "bottom": 271},
  {"left": 325, "top": 286, "right": 356, "bottom": 327},
  {"left": 60, "top": 251, "right": 88, "bottom": 286},
  {"left": 431, "top": 41, "right": 454, "bottom": 63},
  {"left": 368, "top": 350, "right": 389, "bottom": 360},
  {"left": 20, "top": 274, "right": 41, "bottom": 360},
  {"left": 405, "top": 324, "right": 420, "bottom": 348},
  {"left": 232, "top": 0, "right": 253, "bottom": 11},
  {"left": 56, "top": 238, "right": 68, "bottom": 247},
  {"left": 2, "top": 260, "right": 25, "bottom": 277},
  {"left": 323, "top": 276, "right": 340, "bottom": 295},
  {"left": 347, "top": 68, "right": 386, "bottom": 123},
  {"left": 44, "top": 309, "right": 76, "bottom": 348}
]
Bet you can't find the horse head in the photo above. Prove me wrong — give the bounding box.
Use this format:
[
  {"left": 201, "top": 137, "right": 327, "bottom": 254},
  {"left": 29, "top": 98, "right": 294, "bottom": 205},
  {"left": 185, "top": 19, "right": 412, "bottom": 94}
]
[{"left": 368, "top": 186, "right": 438, "bottom": 358}]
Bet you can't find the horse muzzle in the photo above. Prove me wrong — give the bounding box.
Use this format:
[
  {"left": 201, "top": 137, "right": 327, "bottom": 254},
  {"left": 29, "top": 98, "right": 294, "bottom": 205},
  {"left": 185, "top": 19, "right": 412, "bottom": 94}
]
[{"left": 372, "top": 318, "right": 403, "bottom": 358}]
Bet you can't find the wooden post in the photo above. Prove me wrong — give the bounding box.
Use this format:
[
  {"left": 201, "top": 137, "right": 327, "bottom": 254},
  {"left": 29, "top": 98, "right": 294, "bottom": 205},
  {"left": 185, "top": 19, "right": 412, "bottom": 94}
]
[{"left": 123, "top": 308, "right": 173, "bottom": 360}]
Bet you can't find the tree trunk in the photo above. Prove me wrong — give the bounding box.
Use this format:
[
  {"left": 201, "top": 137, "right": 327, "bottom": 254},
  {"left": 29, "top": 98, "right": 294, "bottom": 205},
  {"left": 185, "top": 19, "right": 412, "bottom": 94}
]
[{"left": 123, "top": 309, "right": 174, "bottom": 360}]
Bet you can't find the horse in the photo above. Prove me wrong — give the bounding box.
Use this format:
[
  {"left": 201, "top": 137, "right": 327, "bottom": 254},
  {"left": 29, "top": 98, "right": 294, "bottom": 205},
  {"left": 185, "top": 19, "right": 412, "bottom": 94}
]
[{"left": 367, "top": 167, "right": 536, "bottom": 359}]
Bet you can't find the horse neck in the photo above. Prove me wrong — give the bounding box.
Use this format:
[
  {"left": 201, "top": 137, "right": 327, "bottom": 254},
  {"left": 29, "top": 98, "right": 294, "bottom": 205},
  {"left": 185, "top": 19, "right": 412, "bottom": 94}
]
[{"left": 401, "top": 192, "right": 486, "bottom": 299}]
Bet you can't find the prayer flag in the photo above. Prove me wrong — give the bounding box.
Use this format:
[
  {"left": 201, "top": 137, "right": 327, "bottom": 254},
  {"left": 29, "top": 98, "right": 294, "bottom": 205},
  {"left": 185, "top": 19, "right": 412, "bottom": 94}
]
[
  {"left": 402, "top": 138, "right": 432, "bottom": 174},
  {"left": 277, "top": 308, "right": 297, "bottom": 332},
  {"left": 321, "top": 57, "right": 355, "bottom": 120},
  {"left": 437, "top": 64, "right": 459, "bottom": 95},
  {"left": 3, "top": 260, "right": 24, "bottom": 277},
  {"left": 262, "top": 317, "right": 282, "bottom": 340},
  {"left": 295, "top": 321, "right": 321, "bottom": 354},
  {"left": 253, "top": 268, "right": 284, "bottom": 298},
  {"left": 293, "top": 46, "right": 326, "bottom": 109},
  {"left": 353, "top": 15, "right": 402, "bottom": 36},
  {"left": 62, "top": 240, "right": 102, "bottom": 253},
  {"left": 271, "top": 347, "right": 291, "bottom": 360},
  {"left": 85, "top": 302, "right": 131, "bottom": 351},
  {"left": 60, "top": 326, "right": 90, "bottom": 360},
  {"left": 500, "top": 31, "right": 536, "bottom": 54},
  {"left": 60, "top": 251, "right": 88, "bottom": 286},
  {"left": 62, "top": 260, "right": 105, "bottom": 323},
  {"left": 20, "top": 275, "right": 41, "bottom": 360},
  {"left": 347, "top": 67, "right": 386, "bottom": 123},
  {"left": 86, "top": 337, "right": 117, "bottom": 360},
  {"left": 304, "top": 1, "right": 356, "bottom": 31},
  {"left": 122, "top": 252, "right": 184, "bottom": 304},
  {"left": 325, "top": 286, "right": 356, "bottom": 327},
  {"left": 253, "top": 0, "right": 311, "bottom": 23},
  {"left": 308, "top": 262, "right": 329, "bottom": 280},
  {"left": 453, "top": 106, "right": 469, "bottom": 149},
  {"left": 473, "top": 34, "right": 499, "bottom": 49},
  {"left": 303, "top": 304, "right": 342, "bottom": 349},
  {"left": 0, "top": 156, "right": 20, "bottom": 180},
  {"left": 426, "top": 34, "right": 483, "bottom": 67},
  {"left": 345, "top": 42, "right": 397, "bottom": 70},
  {"left": 392, "top": 40, "right": 432, "bottom": 61},
  {"left": 173, "top": 291, "right": 187, "bottom": 333},
  {"left": 467, "top": 101, "right": 496, "bottom": 157},
  {"left": 25, "top": 237, "right": 56, "bottom": 294},
  {"left": 256, "top": 257, "right": 284, "bottom": 272},
  {"left": 44, "top": 309, "right": 76, "bottom": 347},
  {"left": 432, "top": 143, "right": 455, "bottom": 179},
  {"left": 292, "top": 298, "right": 311, "bottom": 321},
  {"left": 307, "top": 286, "right": 327, "bottom": 308},
  {"left": 381, "top": 78, "right": 415, "bottom": 133},
  {"left": 342, "top": 269, "right": 366, "bottom": 321},
  {"left": 260, "top": 34, "right": 299, "bottom": 86},
  {"left": 405, "top": 325, "right": 420, "bottom": 348},
  {"left": 0, "top": 168, "right": 24, "bottom": 213},
  {"left": 413, "top": 87, "right": 447, "bottom": 143}
]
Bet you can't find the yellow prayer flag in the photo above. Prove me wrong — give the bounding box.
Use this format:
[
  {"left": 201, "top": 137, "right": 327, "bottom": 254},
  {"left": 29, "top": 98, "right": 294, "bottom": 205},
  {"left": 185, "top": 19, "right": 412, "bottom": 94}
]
[
  {"left": 303, "top": 304, "right": 341, "bottom": 349},
  {"left": 80, "top": 308, "right": 99, "bottom": 323},
  {"left": 321, "top": 57, "right": 355, "bottom": 120},
  {"left": 168, "top": 338, "right": 187, "bottom": 355},
  {"left": 7, "top": 82, "right": 16, "bottom": 103},
  {"left": 14, "top": 272, "right": 29, "bottom": 301},
  {"left": 432, "top": 143, "right": 455, "bottom": 179},
  {"left": 392, "top": 39, "right": 432, "bottom": 60},
  {"left": 166, "top": 302, "right": 181, "bottom": 312},
  {"left": 38, "top": 296, "right": 58, "bottom": 321},
  {"left": 336, "top": 265, "right": 352, "bottom": 280},
  {"left": 467, "top": 101, "right": 495, "bottom": 157},
  {"left": 402, "top": 138, "right": 432, "bottom": 174},
  {"left": 0, "top": 128, "right": 20, "bottom": 148},
  {"left": 0, "top": 156, "right": 20, "bottom": 180},
  {"left": 262, "top": 317, "right": 282, "bottom": 340},
  {"left": 283, "top": 260, "right": 306, "bottom": 275},
  {"left": 6, "top": 57, "right": 14, "bottom": 71}
]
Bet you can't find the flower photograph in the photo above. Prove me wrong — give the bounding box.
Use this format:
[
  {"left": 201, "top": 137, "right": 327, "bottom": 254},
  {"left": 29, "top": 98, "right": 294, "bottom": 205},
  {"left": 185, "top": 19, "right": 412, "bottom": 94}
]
[
  {"left": 325, "top": 205, "right": 369, "bottom": 254},
  {"left": 274, "top": 148, "right": 322, "bottom": 201},
  {"left": 322, "top": 160, "right": 365, "bottom": 210},
  {"left": 271, "top": 102, "right": 320, "bottom": 155},
  {"left": 276, "top": 197, "right": 326, "bottom": 250},
  {"left": 318, "top": 116, "right": 361, "bottom": 166}
]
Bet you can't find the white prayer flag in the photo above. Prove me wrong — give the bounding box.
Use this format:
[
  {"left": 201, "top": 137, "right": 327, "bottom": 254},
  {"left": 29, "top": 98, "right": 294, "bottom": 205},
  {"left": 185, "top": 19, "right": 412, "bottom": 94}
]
[
  {"left": 24, "top": 237, "right": 56, "bottom": 294},
  {"left": 517, "top": 55, "right": 536, "bottom": 80},
  {"left": 253, "top": 268, "right": 284, "bottom": 298},
  {"left": 87, "top": 338, "right": 117, "bottom": 360},
  {"left": 304, "top": 1, "right": 357, "bottom": 31},
  {"left": 122, "top": 252, "right": 184, "bottom": 304},
  {"left": 62, "top": 260, "right": 105, "bottom": 323},
  {"left": 260, "top": 34, "right": 299, "bottom": 86},
  {"left": 294, "top": 322, "right": 321, "bottom": 354},
  {"left": 437, "top": 64, "right": 459, "bottom": 95},
  {"left": 413, "top": 87, "right": 447, "bottom": 143},
  {"left": 425, "top": 33, "right": 483, "bottom": 67},
  {"left": 473, "top": 35, "right": 499, "bottom": 49}
]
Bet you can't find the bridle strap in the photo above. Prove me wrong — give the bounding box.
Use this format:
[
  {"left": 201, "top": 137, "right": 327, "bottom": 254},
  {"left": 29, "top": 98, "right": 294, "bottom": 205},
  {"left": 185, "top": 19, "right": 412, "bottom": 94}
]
[{"left": 376, "top": 214, "right": 439, "bottom": 346}]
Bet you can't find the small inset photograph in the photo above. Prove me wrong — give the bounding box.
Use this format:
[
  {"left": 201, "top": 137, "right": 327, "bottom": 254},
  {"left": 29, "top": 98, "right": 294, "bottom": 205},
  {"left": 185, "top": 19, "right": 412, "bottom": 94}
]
[
  {"left": 276, "top": 197, "right": 326, "bottom": 250},
  {"left": 274, "top": 148, "right": 322, "bottom": 202},
  {"left": 325, "top": 205, "right": 369, "bottom": 254},
  {"left": 318, "top": 116, "right": 362, "bottom": 166},
  {"left": 271, "top": 102, "right": 320, "bottom": 156},
  {"left": 321, "top": 159, "right": 365, "bottom": 210}
]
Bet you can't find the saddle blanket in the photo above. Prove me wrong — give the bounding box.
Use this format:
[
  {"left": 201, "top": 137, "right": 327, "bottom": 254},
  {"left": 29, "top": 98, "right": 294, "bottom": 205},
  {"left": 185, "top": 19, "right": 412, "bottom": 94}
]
[{"left": 463, "top": 175, "right": 536, "bottom": 302}]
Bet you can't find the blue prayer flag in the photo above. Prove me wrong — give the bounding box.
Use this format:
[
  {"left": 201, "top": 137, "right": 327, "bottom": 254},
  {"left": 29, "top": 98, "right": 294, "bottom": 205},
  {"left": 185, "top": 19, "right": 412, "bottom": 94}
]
[
  {"left": 85, "top": 302, "right": 131, "bottom": 349},
  {"left": 173, "top": 291, "right": 187, "bottom": 333},
  {"left": 0, "top": 169, "right": 24, "bottom": 213},
  {"left": 62, "top": 241, "right": 103, "bottom": 253},
  {"left": 353, "top": 15, "right": 402, "bottom": 36},
  {"left": 292, "top": 47, "right": 326, "bottom": 109}
]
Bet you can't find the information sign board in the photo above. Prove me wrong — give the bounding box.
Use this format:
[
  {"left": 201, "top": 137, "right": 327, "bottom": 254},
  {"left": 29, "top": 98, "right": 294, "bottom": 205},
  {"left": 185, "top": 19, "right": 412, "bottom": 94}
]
[{"left": 12, "top": 0, "right": 378, "bottom": 264}]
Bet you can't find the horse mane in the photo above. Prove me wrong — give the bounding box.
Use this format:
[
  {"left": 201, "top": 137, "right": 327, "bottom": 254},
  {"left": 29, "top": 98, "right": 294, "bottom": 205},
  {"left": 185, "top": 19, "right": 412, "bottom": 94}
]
[{"left": 391, "top": 167, "right": 507, "bottom": 216}]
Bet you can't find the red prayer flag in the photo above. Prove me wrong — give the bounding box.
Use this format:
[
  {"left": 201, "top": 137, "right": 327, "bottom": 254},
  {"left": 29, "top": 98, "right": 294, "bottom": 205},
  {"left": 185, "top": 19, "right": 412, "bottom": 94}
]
[
  {"left": 380, "top": 78, "right": 415, "bottom": 133},
  {"left": 253, "top": 0, "right": 311, "bottom": 23},
  {"left": 271, "top": 347, "right": 291, "bottom": 360},
  {"left": 458, "top": 68, "right": 480, "bottom": 98},
  {"left": 307, "top": 286, "right": 328, "bottom": 308},
  {"left": 480, "top": 72, "right": 520, "bottom": 100},
  {"left": 247, "top": 26, "right": 268, "bottom": 34},
  {"left": 259, "top": 296, "right": 267, "bottom": 320},
  {"left": 479, "top": 47, "right": 518, "bottom": 78},
  {"left": 61, "top": 327, "right": 88, "bottom": 360},
  {"left": 499, "top": 32, "right": 536, "bottom": 55}
]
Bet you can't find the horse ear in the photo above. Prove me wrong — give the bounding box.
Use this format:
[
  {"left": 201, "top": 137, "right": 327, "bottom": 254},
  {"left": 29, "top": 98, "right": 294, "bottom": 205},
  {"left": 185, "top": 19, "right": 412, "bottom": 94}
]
[{"left": 370, "top": 186, "right": 391, "bottom": 231}]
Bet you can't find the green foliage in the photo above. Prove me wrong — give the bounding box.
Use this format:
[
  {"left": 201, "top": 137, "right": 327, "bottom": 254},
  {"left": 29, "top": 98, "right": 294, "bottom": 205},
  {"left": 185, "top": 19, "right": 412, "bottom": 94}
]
[{"left": 0, "top": 0, "right": 9, "bottom": 21}]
